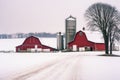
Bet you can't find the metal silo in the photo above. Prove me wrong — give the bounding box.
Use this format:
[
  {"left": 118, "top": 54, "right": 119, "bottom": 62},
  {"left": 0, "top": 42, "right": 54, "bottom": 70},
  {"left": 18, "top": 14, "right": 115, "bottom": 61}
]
[
  {"left": 57, "top": 32, "right": 64, "bottom": 51},
  {"left": 65, "top": 15, "right": 76, "bottom": 49}
]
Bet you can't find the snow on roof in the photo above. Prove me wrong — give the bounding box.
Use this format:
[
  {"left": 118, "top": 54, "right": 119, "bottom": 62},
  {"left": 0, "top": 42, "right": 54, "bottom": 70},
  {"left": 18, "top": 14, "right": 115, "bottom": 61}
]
[
  {"left": 67, "top": 18, "right": 75, "bottom": 20},
  {"left": 83, "top": 31, "right": 104, "bottom": 43},
  {"left": 39, "top": 38, "right": 57, "bottom": 48},
  {"left": 66, "top": 15, "right": 76, "bottom": 20}
]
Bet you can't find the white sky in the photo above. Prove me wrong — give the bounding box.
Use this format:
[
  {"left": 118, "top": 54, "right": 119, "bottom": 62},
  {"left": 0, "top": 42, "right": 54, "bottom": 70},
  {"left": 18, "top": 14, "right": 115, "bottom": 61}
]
[{"left": 0, "top": 0, "right": 120, "bottom": 34}]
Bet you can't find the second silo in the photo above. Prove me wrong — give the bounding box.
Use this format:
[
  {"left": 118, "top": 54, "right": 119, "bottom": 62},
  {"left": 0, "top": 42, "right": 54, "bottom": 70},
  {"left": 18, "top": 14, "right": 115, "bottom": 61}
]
[
  {"left": 57, "top": 32, "right": 64, "bottom": 51},
  {"left": 65, "top": 15, "right": 76, "bottom": 49}
]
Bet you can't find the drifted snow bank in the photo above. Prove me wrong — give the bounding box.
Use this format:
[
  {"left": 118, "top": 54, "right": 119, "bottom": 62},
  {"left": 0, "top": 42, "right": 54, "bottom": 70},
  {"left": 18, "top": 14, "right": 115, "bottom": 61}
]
[{"left": 0, "top": 51, "right": 120, "bottom": 80}]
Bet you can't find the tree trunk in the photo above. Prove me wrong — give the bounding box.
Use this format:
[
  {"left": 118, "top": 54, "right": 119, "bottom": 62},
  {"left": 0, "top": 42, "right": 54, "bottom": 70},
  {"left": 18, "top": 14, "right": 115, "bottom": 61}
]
[
  {"left": 109, "top": 30, "right": 115, "bottom": 55},
  {"left": 105, "top": 41, "right": 109, "bottom": 54},
  {"left": 105, "top": 36, "right": 109, "bottom": 54},
  {"left": 110, "top": 42, "right": 112, "bottom": 55},
  {"left": 109, "top": 32, "right": 112, "bottom": 55}
]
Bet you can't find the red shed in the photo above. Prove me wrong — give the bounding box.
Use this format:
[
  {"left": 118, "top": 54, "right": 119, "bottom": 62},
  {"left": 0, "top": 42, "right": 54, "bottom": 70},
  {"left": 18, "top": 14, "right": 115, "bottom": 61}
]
[
  {"left": 68, "top": 31, "right": 105, "bottom": 51},
  {"left": 16, "top": 36, "right": 57, "bottom": 52}
]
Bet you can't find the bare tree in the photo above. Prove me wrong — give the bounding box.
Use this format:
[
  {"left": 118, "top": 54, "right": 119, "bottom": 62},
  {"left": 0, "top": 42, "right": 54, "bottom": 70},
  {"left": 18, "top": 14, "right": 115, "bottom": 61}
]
[
  {"left": 85, "top": 3, "right": 120, "bottom": 54},
  {"left": 109, "top": 26, "right": 120, "bottom": 54}
]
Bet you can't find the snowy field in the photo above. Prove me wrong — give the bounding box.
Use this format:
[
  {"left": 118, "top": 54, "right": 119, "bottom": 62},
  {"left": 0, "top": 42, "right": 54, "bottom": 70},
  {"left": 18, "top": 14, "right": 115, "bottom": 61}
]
[
  {"left": 0, "top": 51, "right": 120, "bottom": 80},
  {"left": 0, "top": 38, "right": 120, "bottom": 80}
]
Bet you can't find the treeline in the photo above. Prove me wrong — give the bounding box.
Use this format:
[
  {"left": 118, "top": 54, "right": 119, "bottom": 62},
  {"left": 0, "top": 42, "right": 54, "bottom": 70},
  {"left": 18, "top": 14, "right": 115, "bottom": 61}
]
[{"left": 0, "top": 32, "right": 60, "bottom": 39}]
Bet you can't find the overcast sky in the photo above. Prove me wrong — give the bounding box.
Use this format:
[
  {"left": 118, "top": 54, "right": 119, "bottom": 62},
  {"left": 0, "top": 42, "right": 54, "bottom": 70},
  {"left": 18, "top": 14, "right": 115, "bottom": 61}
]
[{"left": 0, "top": 0, "right": 120, "bottom": 34}]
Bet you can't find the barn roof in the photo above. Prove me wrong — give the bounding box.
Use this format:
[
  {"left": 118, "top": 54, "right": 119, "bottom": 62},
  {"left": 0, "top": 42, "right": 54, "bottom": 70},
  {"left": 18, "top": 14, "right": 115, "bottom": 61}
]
[
  {"left": 66, "top": 15, "right": 76, "bottom": 20},
  {"left": 22, "top": 36, "right": 41, "bottom": 45},
  {"left": 79, "top": 30, "right": 104, "bottom": 43}
]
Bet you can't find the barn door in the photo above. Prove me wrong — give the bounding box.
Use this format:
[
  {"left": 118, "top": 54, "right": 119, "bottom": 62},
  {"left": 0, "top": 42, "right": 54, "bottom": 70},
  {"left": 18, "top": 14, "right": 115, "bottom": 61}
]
[{"left": 73, "top": 45, "right": 77, "bottom": 51}]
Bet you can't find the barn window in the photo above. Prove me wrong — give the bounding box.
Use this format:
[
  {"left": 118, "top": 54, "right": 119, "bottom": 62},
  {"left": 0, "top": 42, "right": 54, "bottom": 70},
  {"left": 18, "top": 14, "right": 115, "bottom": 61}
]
[
  {"left": 18, "top": 48, "right": 20, "bottom": 51},
  {"left": 80, "top": 32, "right": 83, "bottom": 36}
]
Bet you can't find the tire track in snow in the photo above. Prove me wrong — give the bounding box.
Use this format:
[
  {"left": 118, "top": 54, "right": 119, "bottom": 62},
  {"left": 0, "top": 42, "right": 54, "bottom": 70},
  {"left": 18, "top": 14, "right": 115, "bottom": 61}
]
[
  {"left": 29, "top": 55, "right": 82, "bottom": 80},
  {"left": 56, "top": 56, "right": 81, "bottom": 80},
  {"left": 27, "top": 56, "right": 77, "bottom": 80},
  {"left": 8, "top": 54, "right": 82, "bottom": 80}
]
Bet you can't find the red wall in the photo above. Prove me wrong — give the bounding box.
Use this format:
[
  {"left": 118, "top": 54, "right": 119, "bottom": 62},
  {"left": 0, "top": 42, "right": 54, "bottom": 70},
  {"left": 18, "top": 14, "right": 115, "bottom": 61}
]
[{"left": 94, "top": 43, "right": 105, "bottom": 51}]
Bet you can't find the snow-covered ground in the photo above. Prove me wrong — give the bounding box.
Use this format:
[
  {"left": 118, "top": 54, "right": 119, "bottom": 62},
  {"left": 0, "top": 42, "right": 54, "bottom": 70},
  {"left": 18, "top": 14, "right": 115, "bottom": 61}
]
[
  {"left": 0, "top": 51, "right": 120, "bottom": 80},
  {"left": 0, "top": 38, "right": 120, "bottom": 80}
]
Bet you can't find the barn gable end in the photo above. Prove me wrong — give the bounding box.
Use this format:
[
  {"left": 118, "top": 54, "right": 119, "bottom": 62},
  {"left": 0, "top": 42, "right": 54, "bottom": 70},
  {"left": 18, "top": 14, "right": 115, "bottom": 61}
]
[
  {"left": 22, "top": 36, "right": 41, "bottom": 45},
  {"left": 68, "top": 31, "right": 105, "bottom": 51},
  {"left": 16, "top": 36, "right": 57, "bottom": 52}
]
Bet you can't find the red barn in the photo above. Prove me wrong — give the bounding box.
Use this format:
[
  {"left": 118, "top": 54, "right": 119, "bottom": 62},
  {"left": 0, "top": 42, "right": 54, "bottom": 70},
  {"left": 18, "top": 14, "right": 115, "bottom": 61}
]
[
  {"left": 16, "top": 36, "right": 57, "bottom": 52},
  {"left": 68, "top": 31, "right": 105, "bottom": 51}
]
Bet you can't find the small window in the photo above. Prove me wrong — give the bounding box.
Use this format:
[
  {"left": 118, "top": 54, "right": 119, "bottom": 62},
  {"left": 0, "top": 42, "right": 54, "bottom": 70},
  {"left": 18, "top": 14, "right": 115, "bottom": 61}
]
[
  {"left": 80, "top": 32, "right": 82, "bottom": 36},
  {"left": 18, "top": 48, "right": 20, "bottom": 51}
]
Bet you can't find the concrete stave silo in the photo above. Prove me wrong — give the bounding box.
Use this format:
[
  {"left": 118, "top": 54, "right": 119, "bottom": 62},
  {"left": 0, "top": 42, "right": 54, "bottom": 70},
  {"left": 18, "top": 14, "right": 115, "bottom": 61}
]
[
  {"left": 57, "top": 32, "right": 64, "bottom": 51},
  {"left": 65, "top": 15, "right": 76, "bottom": 49}
]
